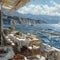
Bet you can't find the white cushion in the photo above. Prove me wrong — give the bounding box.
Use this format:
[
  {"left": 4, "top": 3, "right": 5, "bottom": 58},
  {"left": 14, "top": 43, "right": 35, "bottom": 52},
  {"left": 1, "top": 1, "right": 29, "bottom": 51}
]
[{"left": 28, "top": 46, "right": 40, "bottom": 50}]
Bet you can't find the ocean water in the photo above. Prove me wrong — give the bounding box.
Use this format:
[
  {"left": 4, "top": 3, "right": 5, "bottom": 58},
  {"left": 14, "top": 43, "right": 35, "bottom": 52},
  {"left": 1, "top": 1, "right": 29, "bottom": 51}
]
[{"left": 3, "top": 24, "right": 60, "bottom": 49}]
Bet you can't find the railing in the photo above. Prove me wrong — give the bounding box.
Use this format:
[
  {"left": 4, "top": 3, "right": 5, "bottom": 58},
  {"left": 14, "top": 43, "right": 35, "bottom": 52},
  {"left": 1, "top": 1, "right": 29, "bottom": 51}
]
[{"left": 27, "top": 28, "right": 60, "bottom": 47}]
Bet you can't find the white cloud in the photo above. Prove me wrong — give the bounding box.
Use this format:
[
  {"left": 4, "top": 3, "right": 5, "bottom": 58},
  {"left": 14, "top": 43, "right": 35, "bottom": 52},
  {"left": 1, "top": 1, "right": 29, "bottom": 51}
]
[
  {"left": 17, "top": 1, "right": 60, "bottom": 16},
  {"left": 50, "top": 0, "right": 57, "bottom": 5}
]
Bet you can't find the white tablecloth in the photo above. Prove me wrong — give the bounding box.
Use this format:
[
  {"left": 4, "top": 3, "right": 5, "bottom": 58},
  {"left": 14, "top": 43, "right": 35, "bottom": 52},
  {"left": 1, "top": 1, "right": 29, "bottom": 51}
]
[{"left": 8, "top": 34, "right": 39, "bottom": 48}]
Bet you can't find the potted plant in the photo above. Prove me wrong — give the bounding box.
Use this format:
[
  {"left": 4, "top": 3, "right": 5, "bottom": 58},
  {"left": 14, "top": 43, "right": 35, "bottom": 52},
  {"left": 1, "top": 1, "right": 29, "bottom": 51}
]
[
  {"left": 3, "top": 28, "right": 10, "bottom": 35},
  {"left": 14, "top": 31, "right": 22, "bottom": 36},
  {"left": 8, "top": 26, "right": 14, "bottom": 33}
]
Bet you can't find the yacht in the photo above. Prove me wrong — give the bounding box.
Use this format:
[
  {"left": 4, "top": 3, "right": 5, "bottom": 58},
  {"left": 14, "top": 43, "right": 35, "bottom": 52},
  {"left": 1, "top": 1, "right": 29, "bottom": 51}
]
[{"left": 0, "top": 0, "right": 60, "bottom": 60}]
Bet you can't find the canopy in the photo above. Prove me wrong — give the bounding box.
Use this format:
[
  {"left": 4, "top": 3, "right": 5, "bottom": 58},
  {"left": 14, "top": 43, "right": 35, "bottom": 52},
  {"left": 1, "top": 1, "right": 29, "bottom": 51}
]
[{"left": 0, "top": 0, "right": 29, "bottom": 12}]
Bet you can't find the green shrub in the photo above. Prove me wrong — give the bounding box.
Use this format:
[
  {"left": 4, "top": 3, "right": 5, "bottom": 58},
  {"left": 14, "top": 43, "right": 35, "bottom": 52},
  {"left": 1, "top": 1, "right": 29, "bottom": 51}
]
[
  {"left": 8, "top": 26, "right": 14, "bottom": 32},
  {"left": 3, "top": 28, "right": 10, "bottom": 35},
  {"left": 14, "top": 31, "right": 22, "bottom": 36}
]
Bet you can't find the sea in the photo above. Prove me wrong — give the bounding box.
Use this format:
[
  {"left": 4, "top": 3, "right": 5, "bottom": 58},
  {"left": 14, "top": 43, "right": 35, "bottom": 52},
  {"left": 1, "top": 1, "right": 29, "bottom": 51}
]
[{"left": 3, "top": 24, "right": 60, "bottom": 49}]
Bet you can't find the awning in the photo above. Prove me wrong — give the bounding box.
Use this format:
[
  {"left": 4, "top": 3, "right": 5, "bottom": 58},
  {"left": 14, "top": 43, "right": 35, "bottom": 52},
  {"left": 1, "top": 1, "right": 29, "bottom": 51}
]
[{"left": 0, "top": 0, "right": 29, "bottom": 12}]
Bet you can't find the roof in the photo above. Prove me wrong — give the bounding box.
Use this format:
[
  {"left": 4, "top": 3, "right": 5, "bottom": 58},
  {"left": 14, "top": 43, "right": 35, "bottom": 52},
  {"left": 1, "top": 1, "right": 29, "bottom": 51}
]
[{"left": 0, "top": 0, "right": 29, "bottom": 12}]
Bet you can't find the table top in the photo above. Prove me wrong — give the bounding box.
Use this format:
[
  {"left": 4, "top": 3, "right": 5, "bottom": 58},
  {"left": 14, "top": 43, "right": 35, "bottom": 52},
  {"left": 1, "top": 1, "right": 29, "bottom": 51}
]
[{"left": 44, "top": 47, "right": 55, "bottom": 53}]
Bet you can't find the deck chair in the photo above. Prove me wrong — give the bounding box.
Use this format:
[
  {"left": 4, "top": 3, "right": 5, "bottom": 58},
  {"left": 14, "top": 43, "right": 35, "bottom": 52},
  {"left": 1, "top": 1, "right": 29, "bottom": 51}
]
[{"left": 27, "top": 40, "right": 42, "bottom": 59}]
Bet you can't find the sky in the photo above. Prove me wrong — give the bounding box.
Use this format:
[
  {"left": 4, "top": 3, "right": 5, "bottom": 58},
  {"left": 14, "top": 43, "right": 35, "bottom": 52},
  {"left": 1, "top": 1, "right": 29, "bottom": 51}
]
[{"left": 17, "top": 0, "right": 60, "bottom": 16}]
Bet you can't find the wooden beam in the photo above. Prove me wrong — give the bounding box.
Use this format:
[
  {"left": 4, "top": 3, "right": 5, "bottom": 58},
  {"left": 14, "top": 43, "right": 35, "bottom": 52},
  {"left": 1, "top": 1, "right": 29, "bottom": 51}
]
[
  {"left": 9, "top": 0, "right": 29, "bottom": 12},
  {"left": 2, "top": 0, "right": 19, "bottom": 6},
  {"left": 0, "top": 10, "right": 1, "bottom": 45},
  {"left": 15, "top": 0, "right": 29, "bottom": 10}
]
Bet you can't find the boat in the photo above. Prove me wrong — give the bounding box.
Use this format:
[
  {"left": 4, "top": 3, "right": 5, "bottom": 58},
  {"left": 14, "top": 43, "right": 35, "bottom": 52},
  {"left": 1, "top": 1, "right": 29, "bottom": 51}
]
[{"left": 0, "top": 0, "right": 60, "bottom": 60}]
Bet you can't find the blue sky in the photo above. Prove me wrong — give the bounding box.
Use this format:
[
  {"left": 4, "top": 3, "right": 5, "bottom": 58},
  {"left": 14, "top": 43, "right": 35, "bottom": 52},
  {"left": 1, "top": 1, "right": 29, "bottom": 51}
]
[{"left": 17, "top": 0, "right": 60, "bottom": 16}]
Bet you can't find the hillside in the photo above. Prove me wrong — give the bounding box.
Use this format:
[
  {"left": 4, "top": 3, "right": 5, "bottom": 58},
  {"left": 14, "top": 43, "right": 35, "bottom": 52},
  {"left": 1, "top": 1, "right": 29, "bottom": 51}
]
[
  {"left": 2, "top": 12, "right": 46, "bottom": 25},
  {"left": 3, "top": 12, "right": 60, "bottom": 24},
  {"left": 16, "top": 13, "right": 60, "bottom": 24}
]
